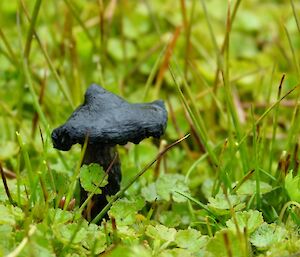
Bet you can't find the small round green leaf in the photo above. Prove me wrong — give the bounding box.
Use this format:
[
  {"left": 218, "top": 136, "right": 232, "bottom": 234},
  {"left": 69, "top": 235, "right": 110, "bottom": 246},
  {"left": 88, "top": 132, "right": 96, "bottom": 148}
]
[{"left": 79, "top": 164, "right": 108, "bottom": 194}]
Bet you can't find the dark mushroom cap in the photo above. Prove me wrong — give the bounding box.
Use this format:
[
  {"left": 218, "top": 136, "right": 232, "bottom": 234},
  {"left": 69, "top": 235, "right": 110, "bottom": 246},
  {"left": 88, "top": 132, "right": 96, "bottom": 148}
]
[{"left": 52, "top": 84, "right": 168, "bottom": 151}]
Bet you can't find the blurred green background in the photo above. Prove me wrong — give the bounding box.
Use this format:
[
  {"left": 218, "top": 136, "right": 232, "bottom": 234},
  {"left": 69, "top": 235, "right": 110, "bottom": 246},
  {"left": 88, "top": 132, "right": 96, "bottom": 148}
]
[{"left": 1, "top": 0, "right": 300, "bottom": 256}]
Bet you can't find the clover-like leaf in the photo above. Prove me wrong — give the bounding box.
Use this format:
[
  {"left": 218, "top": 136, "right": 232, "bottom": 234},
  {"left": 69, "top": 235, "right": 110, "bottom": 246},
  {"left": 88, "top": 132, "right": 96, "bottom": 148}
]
[
  {"left": 82, "top": 224, "right": 107, "bottom": 254},
  {"left": 226, "top": 210, "right": 264, "bottom": 234},
  {"left": 206, "top": 229, "right": 248, "bottom": 257},
  {"left": 0, "top": 205, "right": 24, "bottom": 226},
  {"left": 159, "top": 210, "right": 181, "bottom": 227},
  {"left": 158, "top": 248, "right": 194, "bottom": 257},
  {"left": 108, "top": 245, "right": 151, "bottom": 257},
  {"left": 109, "top": 197, "right": 145, "bottom": 226},
  {"left": 79, "top": 164, "right": 108, "bottom": 194},
  {"left": 48, "top": 208, "right": 73, "bottom": 224},
  {"left": 175, "top": 229, "right": 207, "bottom": 252},
  {"left": 156, "top": 174, "right": 189, "bottom": 202},
  {"left": 250, "top": 223, "right": 287, "bottom": 250},
  {"left": 208, "top": 193, "right": 245, "bottom": 216},
  {"left": 285, "top": 172, "right": 300, "bottom": 202},
  {"left": 141, "top": 182, "right": 158, "bottom": 202},
  {"left": 0, "top": 224, "right": 14, "bottom": 255},
  {"left": 236, "top": 180, "right": 273, "bottom": 196},
  {"left": 54, "top": 223, "right": 87, "bottom": 245},
  {"left": 146, "top": 224, "right": 177, "bottom": 242}
]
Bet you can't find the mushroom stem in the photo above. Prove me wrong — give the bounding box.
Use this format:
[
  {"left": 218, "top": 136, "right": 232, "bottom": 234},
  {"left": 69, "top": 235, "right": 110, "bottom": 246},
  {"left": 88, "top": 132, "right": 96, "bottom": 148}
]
[{"left": 80, "top": 144, "right": 121, "bottom": 221}]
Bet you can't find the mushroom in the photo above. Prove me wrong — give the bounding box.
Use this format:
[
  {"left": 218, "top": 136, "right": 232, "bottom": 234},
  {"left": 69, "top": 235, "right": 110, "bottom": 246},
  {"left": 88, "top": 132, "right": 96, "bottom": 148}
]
[{"left": 51, "top": 84, "right": 168, "bottom": 220}]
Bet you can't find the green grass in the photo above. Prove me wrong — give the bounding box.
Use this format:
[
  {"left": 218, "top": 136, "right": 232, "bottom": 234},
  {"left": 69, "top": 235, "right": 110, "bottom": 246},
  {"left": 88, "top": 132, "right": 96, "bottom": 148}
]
[{"left": 1, "top": 0, "right": 300, "bottom": 256}]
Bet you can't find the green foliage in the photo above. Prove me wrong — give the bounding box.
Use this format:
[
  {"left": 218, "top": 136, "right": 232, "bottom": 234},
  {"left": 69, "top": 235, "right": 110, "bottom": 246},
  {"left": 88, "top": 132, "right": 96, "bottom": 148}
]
[
  {"left": 208, "top": 193, "right": 245, "bottom": 216},
  {"left": 250, "top": 223, "right": 287, "bottom": 250},
  {"left": 108, "top": 197, "right": 145, "bottom": 225},
  {"left": 175, "top": 229, "right": 207, "bottom": 252},
  {"left": 226, "top": 210, "right": 264, "bottom": 234},
  {"left": 236, "top": 180, "right": 273, "bottom": 196},
  {"left": 0, "top": 205, "right": 24, "bottom": 225},
  {"left": 146, "top": 224, "right": 177, "bottom": 242},
  {"left": 0, "top": 0, "right": 300, "bottom": 256},
  {"left": 206, "top": 229, "right": 248, "bottom": 257},
  {"left": 79, "top": 164, "right": 108, "bottom": 194},
  {"left": 285, "top": 171, "right": 300, "bottom": 202},
  {"left": 142, "top": 174, "right": 190, "bottom": 203},
  {"left": 0, "top": 141, "right": 19, "bottom": 160}
]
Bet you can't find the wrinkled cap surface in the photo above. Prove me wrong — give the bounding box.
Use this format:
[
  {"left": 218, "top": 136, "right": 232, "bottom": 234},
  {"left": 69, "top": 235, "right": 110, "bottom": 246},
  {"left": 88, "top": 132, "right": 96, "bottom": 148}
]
[{"left": 52, "top": 84, "right": 168, "bottom": 151}]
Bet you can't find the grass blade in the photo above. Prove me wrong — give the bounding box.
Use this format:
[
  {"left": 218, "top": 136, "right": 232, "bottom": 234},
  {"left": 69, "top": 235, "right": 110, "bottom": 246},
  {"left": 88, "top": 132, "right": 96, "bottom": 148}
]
[
  {"left": 24, "top": 0, "right": 42, "bottom": 58},
  {"left": 92, "top": 134, "right": 190, "bottom": 224}
]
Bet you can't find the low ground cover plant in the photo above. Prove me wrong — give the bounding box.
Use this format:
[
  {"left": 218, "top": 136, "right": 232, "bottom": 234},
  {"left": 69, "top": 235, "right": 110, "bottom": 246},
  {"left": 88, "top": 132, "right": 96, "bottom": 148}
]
[{"left": 0, "top": 1, "right": 300, "bottom": 256}]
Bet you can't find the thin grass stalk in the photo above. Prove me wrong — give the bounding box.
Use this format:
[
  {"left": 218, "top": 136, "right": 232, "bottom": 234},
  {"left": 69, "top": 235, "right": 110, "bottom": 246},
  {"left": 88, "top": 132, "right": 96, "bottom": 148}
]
[
  {"left": 185, "top": 152, "right": 209, "bottom": 183},
  {"left": 205, "top": 217, "right": 213, "bottom": 237},
  {"left": 238, "top": 85, "right": 299, "bottom": 150},
  {"left": 212, "top": 0, "right": 243, "bottom": 92},
  {"left": 0, "top": 28, "right": 18, "bottom": 63},
  {"left": 0, "top": 163, "right": 15, "bottom": 206},
  {"left": 223, "top": 189, "right": 244, "bottom": 251},
  {"left": 232, "top": 169, "right": 254, "bottom": 193},
  {"left": 22, "top": 59, "right": 49, "bottom": 131},
  {"left": 279, "top": 201, "right": 300, "bottom": 222},
  {"left": 170, "top": 65, "right": 219, "bottom": 165},
  {"left": 180, "top": 0, "right": 188, "bottom": 30},
  {"left": 24, "top": 0, "right": 42, "bottom": 59},
  {"left": 220, "top": 0, "right": 243, "bottom": 54},
  {"left": 284, "top": 26, "right": 300, "bottom": 151},
  {"left": 16, "top": 155, "right": 21, "bottom": 206},
  {"left": 182, "top": 0, "right": 196, "bottom": 78},
  {"left": 251, "top": 107, "right": 261, "bottom": 209},
  {"left": 287, "top": 105, "right": 300, "bottom": 151},
  {"left": 96, "top": 0, "right": 107, "bottom": 82},
  {"left": 15, "top": 6, "right": 28, "bottom": 134},
  {"left": 264, "top": 63, "right": 277, "bottom": 173},
  {"left": 16, "top": 132, "right": 36, "bottom": 204},
  {"left": 212, "top": 139, "right": 228, "bottom": 196},
  {"left": 31, "top": 73, "right": 47, "bottom": 137},
  {"left": 63, "top": 0, "right": 97, "bottom": 49},
  {"left": 222, "top": 1, "right": 249, "bottom": 173},
  {"left": 268, "top": 75, "right": 284, "bottom": 173},
  {"left": 20, "top": 0, "right": 74, "bottom": 108},
  {"left": 154, "top": 26, "right": 181, "bottom": 97},
  {"left": 120, "top": 0, "right": 127, "bottom": 91},
  {"left": 60, "top": 220, "right": 84, "bottom": 256},
  {"left": 176, "top": 191, "right": 217, "bottom": 219},
  {"left": 189, "top": 61, "right": 227, "bottom": 124},
  {"left": 63, "top": 135, "right": 89, "bottom": 212},
  {"left": 92, "top": 134, "right": 190, "bottom": 224},
  {"left": 77, "top": 154, "right": 118, "bottom": 215},
  {"left": 97, "top": 0, "right": 104, "bottom": 45},
  {"left": 143, "top": 46, "right": 166, "bottom": 101},
  {"left": 167, "top": 99, "right": 193, "bottom": 158},
  {"left": 199, "top": 0, "right": 221, "bottom": 66},
  {"left": 0, "top": 46, "right": 15, "bottom": 65},
  {"left": 0, "top": 30, "right": 44, "bottom": 86},
  {"left": 41, "top": 131, "right": 57, "bottom": 193},
  {"left": 6, "top": 226, "right": 37, "bottom": 257},
  {"left": 125, "top": 41, "right": 163, "bottom": 83},
  {"left": 180, "top": 69, "right": 209, "bottom": 141},
  {"left": 258, "top": 168, "right": 276, "bottom": 181},
  {"left": 170, "top": 60, "right": 210, "bottom": 143},
  {"left": 290, "top": 0, "right": 300, "bottom": 34},
  {"left": 143, "top": 0, "right": 161, "bottom": 35},
  {"left": 284, "top": 26, "right": 300, "bottom": 76}
]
